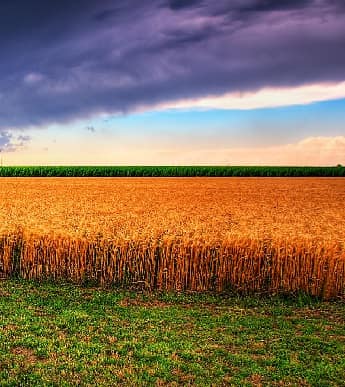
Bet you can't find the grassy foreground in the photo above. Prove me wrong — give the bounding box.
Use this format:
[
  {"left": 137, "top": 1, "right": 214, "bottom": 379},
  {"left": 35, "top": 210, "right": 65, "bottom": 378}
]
[{"left": 0, "top": 280, "right": 344, "bottom": 386}]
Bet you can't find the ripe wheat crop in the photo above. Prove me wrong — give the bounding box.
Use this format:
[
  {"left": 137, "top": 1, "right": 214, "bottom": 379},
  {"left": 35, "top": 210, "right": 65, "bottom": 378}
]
[{"left": 0, "top": 177, "right": 344, "bottom": 299}]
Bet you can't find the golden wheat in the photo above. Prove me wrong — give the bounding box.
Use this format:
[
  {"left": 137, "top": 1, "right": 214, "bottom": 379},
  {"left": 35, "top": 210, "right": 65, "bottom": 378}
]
[{"left": 0, "top": 177, "right": 344, "bottom": 299}]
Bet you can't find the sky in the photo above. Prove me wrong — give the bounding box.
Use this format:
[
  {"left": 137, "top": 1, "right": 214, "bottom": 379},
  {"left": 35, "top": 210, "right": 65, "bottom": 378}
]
[{"left": 1, "top": 0, "right": 345, "bottom": 166}]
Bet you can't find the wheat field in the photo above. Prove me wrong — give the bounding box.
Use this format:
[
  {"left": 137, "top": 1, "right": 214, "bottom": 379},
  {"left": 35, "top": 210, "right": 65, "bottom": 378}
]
[{"left": 0, "top": 177, "right": 344, "bottom": 298}]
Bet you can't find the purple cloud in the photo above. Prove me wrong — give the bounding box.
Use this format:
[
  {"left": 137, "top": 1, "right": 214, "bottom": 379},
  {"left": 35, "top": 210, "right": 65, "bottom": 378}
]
[{"left": 0, "top": 0, "right": 345, "bottom": 129}]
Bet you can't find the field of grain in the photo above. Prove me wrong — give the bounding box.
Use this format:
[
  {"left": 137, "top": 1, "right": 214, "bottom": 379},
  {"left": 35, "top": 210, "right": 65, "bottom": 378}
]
[{"left": 0, "top": 177, "right": 344, "bottom": 298}]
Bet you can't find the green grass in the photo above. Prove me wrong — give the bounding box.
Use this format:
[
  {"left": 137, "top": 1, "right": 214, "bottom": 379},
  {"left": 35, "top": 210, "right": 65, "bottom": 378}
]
[
  {"left": 0, "top": 280, "right": 344, "bottom": 386},
  {"left": 0, "top": 165, "right": 344, "bottom": 177}
]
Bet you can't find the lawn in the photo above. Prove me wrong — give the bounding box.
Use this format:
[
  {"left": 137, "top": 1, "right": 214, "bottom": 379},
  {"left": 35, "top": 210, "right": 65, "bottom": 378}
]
[{"left": 0, "top": 280, "right": 344, "bottom": 386}]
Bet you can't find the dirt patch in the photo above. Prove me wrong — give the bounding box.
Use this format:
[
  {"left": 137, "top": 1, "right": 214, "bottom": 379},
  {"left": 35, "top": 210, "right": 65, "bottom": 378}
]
[
  {"left": 0, "top": 289, "right": 11, "bottom": 297},
  {"left": 11, "top": 347, "right": 38, "bottom": 364},
  {"left": 119, "top": 298, "right": 171, "bottom": 308},
  {"left": 246, "top": 373, "right": 264, "bottom": 386},
  {"left": 1, "top": 324, "right": 18, "bottom": 332},
  {"left": 289, "top": 308, "right": 345, "bottom": 324}
]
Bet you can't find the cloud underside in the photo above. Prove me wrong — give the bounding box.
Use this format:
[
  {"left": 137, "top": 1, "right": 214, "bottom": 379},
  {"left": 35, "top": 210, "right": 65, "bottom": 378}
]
[
  {"left": 0, "top": 0, "right": 345, "bottom": 129},
  {"left": 157, "top": 82, "right": 345, "bottom": 110}
]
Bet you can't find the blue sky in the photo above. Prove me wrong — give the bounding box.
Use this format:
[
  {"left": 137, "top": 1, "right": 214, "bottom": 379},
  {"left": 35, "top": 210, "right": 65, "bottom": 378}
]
[
  {"left": 3, "top": 96, "right": 343, "bottom": 166},
  {"left": 104, "top": 97, "right": 345, "bottom": 147}
]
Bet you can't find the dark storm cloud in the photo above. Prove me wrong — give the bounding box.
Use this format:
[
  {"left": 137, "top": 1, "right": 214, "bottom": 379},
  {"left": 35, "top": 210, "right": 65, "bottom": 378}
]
[
  {"left": 168, "top": 0, "right": 203, "bottom": 11},
  {"left": 238, "top": 0, "right": 312, "bottom": 12},
  {"left": 1, "top": 0, "right": 345, "bottom": 129}
]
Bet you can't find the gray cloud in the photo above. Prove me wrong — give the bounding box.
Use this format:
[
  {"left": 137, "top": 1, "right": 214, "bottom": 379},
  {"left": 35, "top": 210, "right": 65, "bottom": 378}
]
[
  {"left": 0, "top": 131, "right": 31, "bottom": 152},
  {"left": 238, "top": 0, "right": 312, "bottom": 12},
  {"left": 0, "top": 132, "right": 12, "bottom": 151},
  {"left": 168, "top": 0, "right": 203, "bottom": 11},
  {"left": 0, "top": 0, "right": 345, "bottom": 130}
]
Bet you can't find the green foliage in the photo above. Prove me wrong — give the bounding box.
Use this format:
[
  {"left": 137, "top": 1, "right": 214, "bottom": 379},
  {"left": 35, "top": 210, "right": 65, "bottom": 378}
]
[
  {"left": 0, "top": 279, "right": 344, "bottom": 386},
  {"left": 0, "top": 165, "right": 344, "bottom": 177}
]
